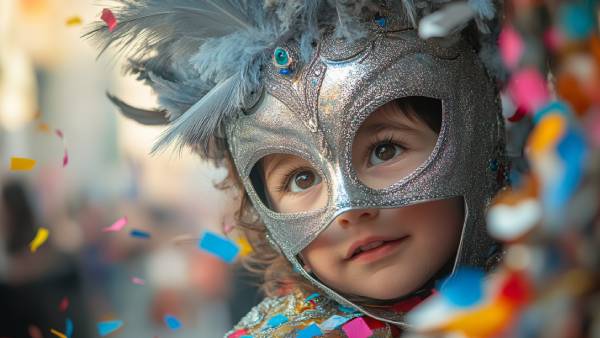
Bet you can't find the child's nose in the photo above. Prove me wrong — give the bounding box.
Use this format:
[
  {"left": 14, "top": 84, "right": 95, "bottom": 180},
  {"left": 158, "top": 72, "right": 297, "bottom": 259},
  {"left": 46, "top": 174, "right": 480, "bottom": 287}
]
[{"left": 335, "top": 208, "right": 380, "bottom": 227}]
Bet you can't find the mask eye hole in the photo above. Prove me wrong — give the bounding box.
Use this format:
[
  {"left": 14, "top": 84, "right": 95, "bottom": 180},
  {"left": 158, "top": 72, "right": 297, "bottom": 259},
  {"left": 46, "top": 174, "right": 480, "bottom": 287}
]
[
  {"left": 351, "top": 96, "right": 442, "bottom": 189},
  {"left": 249, "top": 154, "right": 328, "bottom": 213}
]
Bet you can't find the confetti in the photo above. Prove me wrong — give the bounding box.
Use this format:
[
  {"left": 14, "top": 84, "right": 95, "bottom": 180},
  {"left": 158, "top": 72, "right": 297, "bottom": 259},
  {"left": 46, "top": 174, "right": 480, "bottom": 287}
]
[
  {"left": 486, "top": 199, "right": 542, "bottom": 241},
  {"left": 559, "top": 3, "right": 595, "bottom": 40},
  {"left": 227, "top": 329, "right": 249, "bottom": 338},
  {"left": 29, "top": 325, "right": 43, "bottom": 338},
  {"left": 305, "top": 293, "right": 320, "bottom": 302},
  {"left": 439, "top": 268, "right": 485, "bottom": 307},
  {"left": 65, "top": 318, "right": 74, "bottom": 338},
  {"left": 65, "top": 16, "right": 82, "bottom": 26},
  {"left": 101, "top": 8, "right": 118, "bottom": 32},
  {"left": 164, "top": 315, "right": 182, "bottom": 331},
  {"left": 499, "top": 25, "right": 524, "bottom": 69},
  {"left": 97, "top": 320, "right": 123, "bottom": 336},
  {"left": 198, "top": 231, "right": 240, "bottom": 263},
  {"left": 131, "top": 276, "right": 145, "bottom": 285},
  {"left": 508, "top": 68, "right": 550, "bottom": 114},
  {"left": 319, "top": 315, "right": 350, "bottom": 331},
  {"left": 130, "top": 229, "right": 151, "bottom": 239},
  {"left": 59, "top": 297, "right": 69, "bottom": 312},
  {"left": 50, "top": 329, "right": 66, "bottom": 338},
  {"left": 265, "top": 314, "right": 288, "bottom": 329},
  {"left": 235, "top": 236, "right": 253, "bottom": 257},
  {"left": 342, "top": 317, "right": 373, "bottom": 338},
  {"left": 103, "top": 217, "right": 128, "bottom": 232},
  {"left": 338, "top": 304, "right": 359, "bottom": 314},
  {"left": 10, "top": 157, "right": 36, "bottom": 171},
  {"left": 55, "top": 129, "right": 69, "bottom": 167},
  {"left": 296, "top": 323, "right": 322, "bottom": 338},
  {"left": 29, "top": 227, "right": 49, "bottom": 253}
]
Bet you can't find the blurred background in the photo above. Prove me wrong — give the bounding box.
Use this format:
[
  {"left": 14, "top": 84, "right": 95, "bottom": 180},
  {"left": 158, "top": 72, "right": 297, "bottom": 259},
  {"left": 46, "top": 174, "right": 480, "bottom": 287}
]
[{"left": 0, "top": 0, "right": 261, "bottom": 337}]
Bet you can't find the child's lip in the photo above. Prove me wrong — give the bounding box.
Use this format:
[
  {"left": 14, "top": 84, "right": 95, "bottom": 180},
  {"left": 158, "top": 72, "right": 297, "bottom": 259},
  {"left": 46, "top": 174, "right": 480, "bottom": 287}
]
[{"left": 345, "top": 235, "right": 409, "bottom": 260}]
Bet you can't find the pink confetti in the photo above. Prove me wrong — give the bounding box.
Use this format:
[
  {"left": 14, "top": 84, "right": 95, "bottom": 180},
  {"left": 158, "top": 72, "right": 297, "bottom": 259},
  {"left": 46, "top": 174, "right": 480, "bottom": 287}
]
[
  {"left": 59, "top": 297, "right": 69, "bottom": 312},
  {"left": 101, "top": 8, "right": 118, "bottom": 32},
  {"left": 131, "top": 276, "right": 145, "bottom": 285},
  {"left": 508, "top": 68, "right": 550, "bottom": 114},
  {"left": 54, "top": 129, "right": 69, "bottom": 167},
  {"left": 342, "top": 317, "right": 373, "bottom": 338},
  {"left": 499, "top": 25, "right": 524, "bottom": 69},
  {"left": 103, "top": 216, "right": 128, "bottom": 232},
  {"left": 544, "top": 26, "right": 564, "bottom": 51}
]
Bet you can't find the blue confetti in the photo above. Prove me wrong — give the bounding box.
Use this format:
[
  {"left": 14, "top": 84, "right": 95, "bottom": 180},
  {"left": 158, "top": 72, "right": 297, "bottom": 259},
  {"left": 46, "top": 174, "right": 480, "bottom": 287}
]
[
  {"left": 65, "top": 318, "right": 74, "bottom": 338},
  {"left": 319, "top": 315, "right": 350, "bottom": 331},
  {"left": 439, "top": 267, "right": 485, "bottom": 307},
  {"left": 198, "top": 231, "right": 240, "bottom": 263},
  {"left": 130, "top": 229, "right": 151, "bottom": 239},
  {"left": 97, "top": 320, "right": 124, "bottom": 336},
  {"left": 296, "top": 323, "right": 322, "bottom": 338},
  {"left": 266, "top": 314, "right": 288, "bottom": 329},
  {"left": 533, "top": 101, "right": 571, "bottom": 124},
  {"left": 164, "top": 314, "right": 182, "bottom": 330},
  {"left": 337, "top": 304, "right": 359, "bottom": 313},
  {"left": 559, "top": 3, "right": 595, "bottom": 40},
  {"left": 305, "top": 293, "right": 320, "bottom": 302}
]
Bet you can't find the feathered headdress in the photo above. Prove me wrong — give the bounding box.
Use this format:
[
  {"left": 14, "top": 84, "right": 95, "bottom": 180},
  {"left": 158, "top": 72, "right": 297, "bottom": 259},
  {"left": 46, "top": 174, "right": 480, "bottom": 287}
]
[{"left": 86, "top": 0, "right": 501, "bottom": 161}]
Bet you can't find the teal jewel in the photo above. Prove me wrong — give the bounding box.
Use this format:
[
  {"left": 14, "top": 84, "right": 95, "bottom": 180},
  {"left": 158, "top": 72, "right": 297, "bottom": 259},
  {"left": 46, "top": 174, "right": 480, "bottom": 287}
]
[
  {"left": 488, "top": 159, "right": 499, "bottom": 172},
  {"left": 374, "top": 14, "right": 387, "bottom": 28},
  {"left": 273, "top": 47, "right": 293, "bottom": 75}
]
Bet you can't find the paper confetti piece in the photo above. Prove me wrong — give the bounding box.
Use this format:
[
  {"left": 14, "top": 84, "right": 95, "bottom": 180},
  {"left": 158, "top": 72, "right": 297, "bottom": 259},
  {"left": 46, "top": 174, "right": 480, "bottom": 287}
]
[
  {"left": 10, "top": 157, "right": 36, "bottom": 171},
  {"left": 440, "top": 267, "right": 485, "bottom": 307},
  {"left": 131, "top": 276, "right": 145, "bottom": 285},
  {"left": 227, "top": 329, "right": 249, "bottom": 338},
  {"left": 508, "top": 68, "right": 550, "bottom": 114},
  {"left": 65, "top": 16, "right": 82, "bottom": 26},
  {"left": 342, "top": 317, "right": 373, "bottom": 338},
  {"left": 65, "top": 318, "right": 74, "bottom": 338},
  {"left": 130, "top": 229, "right": 151, "bottom": 239},
  {"left": 265, "top": 314, "right": 288, "bottom": 329},
  {"left": 37, "top": 123, "right": 51, "bottom": 133},
  {"left": 235, "top": 237, "right": 253, "bottom": 257},
  {"left": 97, "top": 320, "right": 123, "bottom": 336},
  {"left": 29, "top": 227, "right": 49, "bottom": 253},
  {"left": 54, "top": 129, "right": 69, "bottom": 167},
  {"left": 499, "top": 25, "right": 524, "bottom": 69},
  {"left": 305, "top": 293, "right": 320, "bottom": 302},
  {"left": 164, "top": 315, "right": 182, "bottom": 331},
  {"left": 29, "top": 325, "right": 43, "bottom": 338},
  {"left": 198, "top": 231, "right": 240, "bottom": 263},
  {"left": 320, "top": 315, "right": 350, "bottom": 331},
  {"left": 103, "top": 217, "right": 128, "bottom": 232},
  {"left": 101, "top": 8, "right": 118, "bottom": 32},
  {"left": 338, "top": 304, "right": 359, "bottom": 314},
  {"left": 59, "top": 297, "right": 69, "bottom": 312},
  {"left": 50, "top": 329, "right": 67, "bottom": 338},
  {"left": 296, "top": 323, "right": 322, "bottom": 338}
]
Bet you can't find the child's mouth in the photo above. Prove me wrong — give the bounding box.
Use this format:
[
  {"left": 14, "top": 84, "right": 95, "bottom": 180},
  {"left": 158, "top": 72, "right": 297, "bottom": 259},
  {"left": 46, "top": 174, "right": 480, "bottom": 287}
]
[{"left": 347, "top": 236, "right": 409, "bottom": 262}]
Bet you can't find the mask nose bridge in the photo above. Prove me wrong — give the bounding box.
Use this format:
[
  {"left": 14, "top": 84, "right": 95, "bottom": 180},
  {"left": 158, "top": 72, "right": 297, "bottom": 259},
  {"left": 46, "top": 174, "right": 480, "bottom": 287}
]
[{"left": 325, "top": 160, "right": 363, "bottom": 212}]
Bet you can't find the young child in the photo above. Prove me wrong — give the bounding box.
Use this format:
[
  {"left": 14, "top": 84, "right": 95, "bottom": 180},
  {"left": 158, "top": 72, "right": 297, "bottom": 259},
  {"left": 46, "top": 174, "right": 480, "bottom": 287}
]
[{"left": 88, "top": 1, "right": 506, "bottom": 336}]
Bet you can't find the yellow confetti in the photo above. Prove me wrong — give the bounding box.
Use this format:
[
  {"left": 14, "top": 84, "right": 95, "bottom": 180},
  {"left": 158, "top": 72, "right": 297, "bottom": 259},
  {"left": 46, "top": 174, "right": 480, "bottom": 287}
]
[
  {"left": 65, "top": 16, "right": 82, "bottom": 26},
  {"left": 528, "top": 114, "right": 566, "bottom": 154},
  {"left": 29, "top": 227, "right": 49, "bottom": 253},
  {"left": 50, "top": 329, "right": 66, "bottom": 338},
  {"left": 37, "top": 123, "right": 50, "bottom": 133},
  {"left": 236, "top": 237, "right": 253, "bottom": 257},
  {"left": 10, "top": 157, "right": 36, "bottom": 171}
]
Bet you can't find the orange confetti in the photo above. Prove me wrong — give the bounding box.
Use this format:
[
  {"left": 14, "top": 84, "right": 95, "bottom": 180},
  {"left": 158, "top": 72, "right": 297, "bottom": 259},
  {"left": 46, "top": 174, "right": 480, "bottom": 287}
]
[
  {"left": 236, "top": 237, "right": 253, "bottom": 257},
  {"left": 50, "top": 328, "right": 67, "bottom": 338},
  {"left": 10, "top": 157, "right": 36, "bottom": 171},
  {"left": 65, "top": 16, "right": 82, "bottom": 26},
  {"left": 528, "top": 114, "right": 566, "bottom": 154},
  {"left": 37, "top": 122, "right": 50, "bottom": 133}
]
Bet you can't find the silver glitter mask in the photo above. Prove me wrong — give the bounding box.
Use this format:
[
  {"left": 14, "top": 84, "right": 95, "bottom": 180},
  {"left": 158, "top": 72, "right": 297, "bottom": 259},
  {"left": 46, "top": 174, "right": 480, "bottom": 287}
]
[{"left": 226, "top": 25, "right": 504, "bottom": 324}]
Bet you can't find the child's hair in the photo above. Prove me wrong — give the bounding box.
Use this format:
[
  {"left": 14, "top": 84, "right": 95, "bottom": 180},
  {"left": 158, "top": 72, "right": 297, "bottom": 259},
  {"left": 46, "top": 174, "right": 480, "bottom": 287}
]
[{"left": 217, "top": 96, "right": 442, "bottom": 297}]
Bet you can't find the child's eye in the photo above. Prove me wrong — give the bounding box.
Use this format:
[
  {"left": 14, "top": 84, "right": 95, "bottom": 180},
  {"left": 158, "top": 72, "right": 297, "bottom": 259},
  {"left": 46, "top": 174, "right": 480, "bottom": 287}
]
[
  {"left": 287, "top": 169, "right": 322, "bottom": 193},
  {"left": 368, "top": 142, "right": 405, "bottom": 166}
]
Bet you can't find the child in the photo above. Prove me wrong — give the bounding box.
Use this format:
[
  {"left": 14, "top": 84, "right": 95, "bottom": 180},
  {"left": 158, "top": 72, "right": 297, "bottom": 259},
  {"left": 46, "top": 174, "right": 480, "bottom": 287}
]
[{"left": 88, "top": 1, "right": 506, "bottom": 336}]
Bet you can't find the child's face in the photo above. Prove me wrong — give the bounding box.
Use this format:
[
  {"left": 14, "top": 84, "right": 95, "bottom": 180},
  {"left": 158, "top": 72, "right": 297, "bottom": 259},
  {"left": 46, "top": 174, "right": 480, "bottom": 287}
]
[{"left": 260, "top": 100, "right": 464, "bottom": 300}]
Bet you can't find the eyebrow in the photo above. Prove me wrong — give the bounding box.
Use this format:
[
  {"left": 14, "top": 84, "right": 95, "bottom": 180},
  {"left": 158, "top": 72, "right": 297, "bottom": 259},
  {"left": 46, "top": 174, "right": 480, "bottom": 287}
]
[
  {"left": 359, "top": 120, "right": 418, "bottom": 135},
  {"left": 262, "top": 155, "right": 290, "bottom": 180}
]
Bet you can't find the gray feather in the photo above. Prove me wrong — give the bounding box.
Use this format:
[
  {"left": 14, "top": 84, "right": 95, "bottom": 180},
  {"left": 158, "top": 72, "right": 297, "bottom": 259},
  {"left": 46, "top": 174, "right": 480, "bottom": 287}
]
[{"left": 106, "top": 93, "right": 169, "bottom": 125}]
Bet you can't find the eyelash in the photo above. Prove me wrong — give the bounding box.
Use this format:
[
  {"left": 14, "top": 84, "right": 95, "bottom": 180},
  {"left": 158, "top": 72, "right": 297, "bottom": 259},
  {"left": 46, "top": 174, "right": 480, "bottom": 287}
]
[
  {"left": 364, "top": 134, "right": 408, "bottom": 165},
  {"left": 274, "top": 165, "right": 314, "bottom": 194}
]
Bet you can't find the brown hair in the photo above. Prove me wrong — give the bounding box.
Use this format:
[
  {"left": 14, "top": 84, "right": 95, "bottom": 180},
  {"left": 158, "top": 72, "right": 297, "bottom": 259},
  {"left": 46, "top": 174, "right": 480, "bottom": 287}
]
[{"left": 215, "top": 96, "right": 442, "bottom": 298}]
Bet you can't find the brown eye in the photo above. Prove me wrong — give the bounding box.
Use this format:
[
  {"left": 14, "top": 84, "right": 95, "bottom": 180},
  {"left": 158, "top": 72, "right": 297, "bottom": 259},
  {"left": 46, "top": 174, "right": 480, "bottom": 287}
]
[
  {"left": 289, "top": 170, "right": 321, "bottom": 193},
  {"left": 369, "top": 143, "right": 404, "bottom": 166}
]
